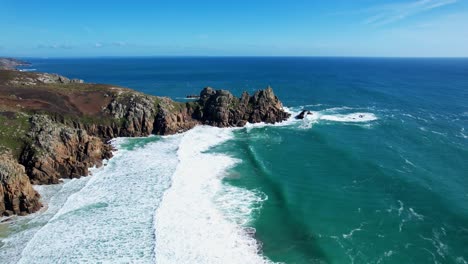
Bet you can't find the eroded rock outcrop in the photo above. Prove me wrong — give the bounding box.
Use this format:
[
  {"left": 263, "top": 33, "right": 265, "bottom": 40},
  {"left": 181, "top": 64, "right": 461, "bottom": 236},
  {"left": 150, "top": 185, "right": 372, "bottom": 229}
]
[
  {"left": 0, "top": 153, "right": 41, "bottom": 216},
  {"left": 153, "top": 98, "right": 200, "bottom": 135},
  {"left": 1, "top": 67, "right": 291, "bottom": 216},
  {"left": 105, "top": 93, "right": 156, "bottom": 137},
  {"left": 195, "top": 86, "right": 290, "bottom": 127},
  {"left": 19, "top": 115, "right": 112, "bottom": 184}
]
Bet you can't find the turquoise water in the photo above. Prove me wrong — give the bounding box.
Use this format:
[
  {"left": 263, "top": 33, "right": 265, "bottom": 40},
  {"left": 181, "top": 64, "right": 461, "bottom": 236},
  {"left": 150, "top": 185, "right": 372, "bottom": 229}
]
[{"left": 4, "top": 57, "right": 468, "bottom": 263}]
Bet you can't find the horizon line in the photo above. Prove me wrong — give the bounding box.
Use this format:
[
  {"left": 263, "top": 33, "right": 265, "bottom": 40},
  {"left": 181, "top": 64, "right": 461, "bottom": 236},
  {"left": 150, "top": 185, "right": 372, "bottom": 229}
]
[{"left": 4, "top": 55, "right": 468, "bottom": 60}]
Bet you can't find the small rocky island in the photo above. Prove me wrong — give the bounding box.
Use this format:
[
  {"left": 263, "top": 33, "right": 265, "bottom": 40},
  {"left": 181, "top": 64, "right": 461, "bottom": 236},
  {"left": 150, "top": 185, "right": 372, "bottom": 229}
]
[{"left": 0, "top": 64, "right": 290, "bottom": 216}]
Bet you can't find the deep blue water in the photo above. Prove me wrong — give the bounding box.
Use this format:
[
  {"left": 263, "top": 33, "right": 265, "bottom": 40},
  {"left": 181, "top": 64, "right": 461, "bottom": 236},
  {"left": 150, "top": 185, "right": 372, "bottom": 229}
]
[{"left": 15, "top": 57, "right": 468, "bottom": 263}]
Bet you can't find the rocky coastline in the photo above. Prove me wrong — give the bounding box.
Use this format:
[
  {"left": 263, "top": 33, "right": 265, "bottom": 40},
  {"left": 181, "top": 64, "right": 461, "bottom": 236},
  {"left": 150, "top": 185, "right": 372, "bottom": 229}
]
[
  {"left": 0, "top": 58, "right": 31, "bottom": 70},
  {"left": 0, "top": 65, "right": 290, "bottom": 216}
]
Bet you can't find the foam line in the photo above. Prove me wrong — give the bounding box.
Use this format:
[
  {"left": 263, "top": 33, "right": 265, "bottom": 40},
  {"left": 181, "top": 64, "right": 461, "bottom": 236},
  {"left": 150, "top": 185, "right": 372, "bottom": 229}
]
[
  {"left": 154, "top": 126, "right": 273, "bottom": 264},
  {"left": 16, "top": 136, "right": 180, "bottom": 263}
]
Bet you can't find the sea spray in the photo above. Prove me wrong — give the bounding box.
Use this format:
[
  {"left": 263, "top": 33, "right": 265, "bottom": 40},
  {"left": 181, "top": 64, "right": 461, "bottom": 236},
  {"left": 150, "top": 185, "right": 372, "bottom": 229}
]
[
  {"left": 16, "top": 136, "right": 181, "bottom": 263},
  {"left": 0, "top": 178, "right": 90, "bottom": 264},
  {"left": 154, "top": 126, "right": 273, "bottom": 264}
]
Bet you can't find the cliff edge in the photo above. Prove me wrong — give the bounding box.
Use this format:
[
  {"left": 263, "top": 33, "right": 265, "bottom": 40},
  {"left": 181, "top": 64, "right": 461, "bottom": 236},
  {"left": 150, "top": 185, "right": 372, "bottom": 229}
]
[{"left": 0, "top": 68, "right": 290, "bottom": 216}]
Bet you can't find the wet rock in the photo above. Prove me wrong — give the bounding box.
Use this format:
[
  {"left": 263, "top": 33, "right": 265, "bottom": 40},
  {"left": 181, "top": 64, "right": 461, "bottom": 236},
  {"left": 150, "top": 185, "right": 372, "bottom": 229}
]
[{"left": 295, "top": 110, "right": 312, "bottom": 119}]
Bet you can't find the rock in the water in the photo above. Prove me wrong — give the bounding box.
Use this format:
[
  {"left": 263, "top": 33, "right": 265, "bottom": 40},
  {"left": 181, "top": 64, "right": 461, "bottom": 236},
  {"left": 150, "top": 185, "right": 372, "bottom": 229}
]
[
  {"left": 0, "top": 153, "right": 42, "bottom": 216},
  {"left": 295, "top": 110, "right": 313, "bottom": 119},
  {"left": 195, "top": 86, "right": 290, "bottom": 127}
]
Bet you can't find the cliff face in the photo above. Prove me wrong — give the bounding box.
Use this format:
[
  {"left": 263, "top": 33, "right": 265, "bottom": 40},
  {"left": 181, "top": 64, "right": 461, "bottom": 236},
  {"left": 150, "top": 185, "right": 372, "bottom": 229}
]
[
  {"left": 153, "top": 98, "right": 200, "bottom": 135},
  {"left": 195, "top": 86, "right": 290, "bottom": 127},
  {"left": 0, "top": 153, "right": 41, "bottom": 216},
  {"left": 20, "top": 115, "right": 113, "bottom": 185},
  {"left": 0, "top": 69, "right": 290, "bottom": 216}
]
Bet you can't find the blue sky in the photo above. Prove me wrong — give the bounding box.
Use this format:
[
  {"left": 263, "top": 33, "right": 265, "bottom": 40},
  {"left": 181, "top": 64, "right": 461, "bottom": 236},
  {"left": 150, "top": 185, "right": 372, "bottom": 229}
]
[{"left": 1, "top": 0, "right": 467, "bottom": 57}]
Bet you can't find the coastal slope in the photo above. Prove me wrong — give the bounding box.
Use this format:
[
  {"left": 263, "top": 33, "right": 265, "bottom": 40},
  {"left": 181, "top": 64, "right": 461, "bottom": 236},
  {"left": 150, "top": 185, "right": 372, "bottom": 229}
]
[
  {"left": 0, "top": 58, "right": 30, "bottom": 70},
  {"left": 0, "top": 69, "right": 290, "bottom": 216}
]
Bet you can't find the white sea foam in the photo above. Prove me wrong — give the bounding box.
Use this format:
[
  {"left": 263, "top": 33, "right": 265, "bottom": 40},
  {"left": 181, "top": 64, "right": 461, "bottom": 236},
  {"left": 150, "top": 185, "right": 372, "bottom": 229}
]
[
  {"left": 319, "top": 113, "right": 378, "bottom": 123},
  {"left": 16, "top": 136, "right": 181, "bottom": 263},
  {"left": 283, "top": 106, "right": 378, "bottom": 128},
  {"left": 0, "top": 178, "right": 90, "bottom": 263},
  {"left": 409, "top": 208, "right": 424, "bottom": 220},
  {"left": 4, "top": 126, "right": 273, "bottom": 263},
  {"left": 154, "top": 126, "right": 273, "bottom": 264},
  {"left": 342, "top": 223, "right": 365, "bottom": 239}
]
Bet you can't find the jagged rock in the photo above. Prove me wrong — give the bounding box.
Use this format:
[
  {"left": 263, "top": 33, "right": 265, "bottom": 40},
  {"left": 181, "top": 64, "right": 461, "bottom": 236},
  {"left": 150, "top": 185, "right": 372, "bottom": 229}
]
[
  {"left": 104, "top": 93, "right": 157, "bottom": 137},
  {"left": 19, "top": 115, "right": 113, "bottom": 184},
  {"left": 0, "top": 153, "right": 42, "bottom": 216},
  {"left": 1, "top": 68, "right": 292, "bottom": 216},
  {"left": 196, "top": 86, "right": 290, "bottom": 127},
  {"left": 295, "top": 110, "right": 312, "bottom": 119},
  {"left": 153, "top": 98, "right": 199, "bottom": 135}
]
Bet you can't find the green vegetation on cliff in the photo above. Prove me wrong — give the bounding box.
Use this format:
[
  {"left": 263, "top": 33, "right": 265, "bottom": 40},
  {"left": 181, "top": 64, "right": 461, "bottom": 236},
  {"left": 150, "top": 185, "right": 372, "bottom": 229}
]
[{"left": 0, "top": 67, "right": 289, "bottom": 216}]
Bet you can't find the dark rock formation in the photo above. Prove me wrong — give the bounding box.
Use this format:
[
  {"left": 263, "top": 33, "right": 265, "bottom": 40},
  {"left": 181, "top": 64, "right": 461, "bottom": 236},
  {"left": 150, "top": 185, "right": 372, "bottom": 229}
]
[
  {"left": 195, "top": 86, "right": 290, "bottom": 127},
  {"left": 153, "top": 98, "right": 199, "bottom": 135},
  {"left": 19, "top": 115, "right": 112, "bottom": 185},
  {"left": 104, "top": 93, "right": 157, "bottom": 137},
  {"left": 0, "top": 153, "right": 42, "bottom": 216},
  {"left": 295, "top": 110, "right": 312, "bottom": 119}
]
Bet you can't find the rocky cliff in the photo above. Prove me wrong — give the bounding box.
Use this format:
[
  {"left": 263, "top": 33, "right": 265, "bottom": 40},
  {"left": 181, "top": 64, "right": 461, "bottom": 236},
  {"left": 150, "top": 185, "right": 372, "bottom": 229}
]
[
  {"left": 20, "top": 115, "right": 113, "bottom": 185},
  {"left": 195, "top": 86, "right": 290, "bottom": 127},
  {"left": 0, "top": 153, "right": 41, "bottom": 216},
  {"left": 0, "top": 68, "right": 290, "bottom": 216}
]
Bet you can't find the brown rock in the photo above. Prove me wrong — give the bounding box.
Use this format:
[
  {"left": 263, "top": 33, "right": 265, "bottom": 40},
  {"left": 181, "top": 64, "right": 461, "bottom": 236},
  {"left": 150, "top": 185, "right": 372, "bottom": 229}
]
[
  {"left": 0, "top": 153, "right": 42, "bottom": 216},
  {"left": 20, "top": 115, "right": 113, "bottom": 184},
  {"left": 195, "top": 86, "right": 290, "bottom": 127}
]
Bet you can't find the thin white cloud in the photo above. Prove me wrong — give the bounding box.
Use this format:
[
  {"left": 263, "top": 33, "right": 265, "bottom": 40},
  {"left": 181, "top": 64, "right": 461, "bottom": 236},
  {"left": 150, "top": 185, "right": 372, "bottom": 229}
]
[
  {"left": 111, "top": 41, "right": 127, "bottom": 47},
  {"left": 37, "top": 44, "right": 73, "bottom": 49},
  {"left": 364, "top": 0, "right": 458, "bottom": 26}
]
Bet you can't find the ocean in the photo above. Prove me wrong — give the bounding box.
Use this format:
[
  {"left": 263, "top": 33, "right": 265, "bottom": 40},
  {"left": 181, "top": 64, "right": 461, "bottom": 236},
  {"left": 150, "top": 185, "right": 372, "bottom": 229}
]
[{"left": 1, "top": 57, "right": 467, "bottom": 263}]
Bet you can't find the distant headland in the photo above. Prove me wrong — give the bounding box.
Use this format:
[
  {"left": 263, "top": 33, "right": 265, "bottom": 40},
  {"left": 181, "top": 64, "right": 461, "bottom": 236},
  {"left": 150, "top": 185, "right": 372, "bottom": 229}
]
[{"left": 0, "top": 58, "right": 31, "bottom": 70}]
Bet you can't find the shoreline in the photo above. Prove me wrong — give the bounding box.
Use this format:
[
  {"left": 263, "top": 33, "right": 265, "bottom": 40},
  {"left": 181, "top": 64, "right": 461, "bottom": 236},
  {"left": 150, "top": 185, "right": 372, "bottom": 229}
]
[{"left": 0, "top": 59, "right": 291, "bottom": 217}]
